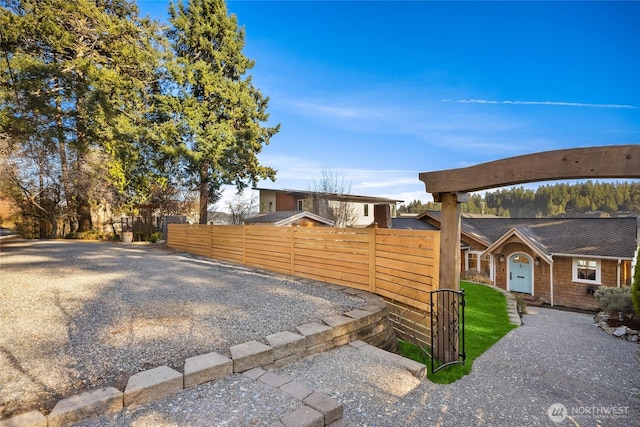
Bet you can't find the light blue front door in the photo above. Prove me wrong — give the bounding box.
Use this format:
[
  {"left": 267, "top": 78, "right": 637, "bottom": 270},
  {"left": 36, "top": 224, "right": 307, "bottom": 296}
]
[{"left": 509, "top": 254, "right": 532, "bottom": 294}]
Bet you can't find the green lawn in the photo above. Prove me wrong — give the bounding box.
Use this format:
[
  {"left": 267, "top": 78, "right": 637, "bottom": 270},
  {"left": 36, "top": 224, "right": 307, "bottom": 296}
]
[{"left": 398, "top": 281, "right": 518, "bottom": 384}]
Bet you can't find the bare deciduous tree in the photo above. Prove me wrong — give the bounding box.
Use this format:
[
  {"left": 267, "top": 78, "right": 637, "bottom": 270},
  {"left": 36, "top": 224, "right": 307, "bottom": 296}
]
[
  {"left": 309, "top": 168, "right": 358, "bottom": 228},
  {"left": 227, "top": 193, "right": 258, "bottom": 225}
]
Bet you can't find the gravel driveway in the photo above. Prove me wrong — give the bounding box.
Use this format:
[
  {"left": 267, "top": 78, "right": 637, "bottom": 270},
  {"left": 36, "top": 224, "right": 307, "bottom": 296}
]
[{"left": 0, "top": 239, "right": 363, "bottom": 420}]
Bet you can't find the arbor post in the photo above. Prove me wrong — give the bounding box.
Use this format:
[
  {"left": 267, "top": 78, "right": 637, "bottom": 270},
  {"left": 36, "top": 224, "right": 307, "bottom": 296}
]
[
  {"left": 433, "top": 192, "right": 466, "bottom": 363},
  {"left": 437, "top": 192, "right": 467, "bottom": 291}
]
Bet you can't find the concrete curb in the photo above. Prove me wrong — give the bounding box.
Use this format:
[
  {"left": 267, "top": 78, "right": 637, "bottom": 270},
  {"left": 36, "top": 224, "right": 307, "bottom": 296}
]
[{"left": 0, "top": 284, "right": 397, "bottom": 427}]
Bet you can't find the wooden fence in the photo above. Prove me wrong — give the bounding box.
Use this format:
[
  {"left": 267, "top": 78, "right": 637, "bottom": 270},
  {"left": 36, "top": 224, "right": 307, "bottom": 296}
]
[{"left": 167, "top": 224, "right": 440, "bottom": 311}]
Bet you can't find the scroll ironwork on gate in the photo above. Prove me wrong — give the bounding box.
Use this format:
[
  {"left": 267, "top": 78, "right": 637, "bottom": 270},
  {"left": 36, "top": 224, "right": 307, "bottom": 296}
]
[{"left": 430, "top": 289, "right": 466, "bottom": 373}]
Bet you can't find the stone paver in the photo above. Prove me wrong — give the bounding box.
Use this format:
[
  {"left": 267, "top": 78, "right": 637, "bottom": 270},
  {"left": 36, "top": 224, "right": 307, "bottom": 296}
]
[
  {"left": 281, "top": 406, "right": 324, "bottom": 427},
  {"left": 303, "top": 391, "right": 343, "bottom": 425}
]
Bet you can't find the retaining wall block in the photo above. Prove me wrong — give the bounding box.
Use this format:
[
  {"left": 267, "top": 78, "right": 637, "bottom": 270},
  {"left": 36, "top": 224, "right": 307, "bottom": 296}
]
[
  {"left": 0, "top": 411, "right": 46, "bottom": 427},
  {"left": 296, "top": 323, "right": 334, "bottom": 348},
  {"left": 322, "top": 315, "right": 357, "bottom": 338},
  {"left": 47, "top": 387, "right": 122, "bottom": 427},
  {"left": 266, "top": 331, "right": 306, "bottom": 360},
  {"left": 124, "top": 366, "right": 183, "bottom": 407},
  {"left": 184, "top": 351, "right": 233, "bottom": 388},
  {"left": 230, "top": 341, "right": 274, "bottom": 373}
]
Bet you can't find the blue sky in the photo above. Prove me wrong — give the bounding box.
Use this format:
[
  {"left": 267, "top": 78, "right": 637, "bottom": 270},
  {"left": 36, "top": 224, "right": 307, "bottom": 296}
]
[{"left": 137, "top": 0, "right": 640, "bottom": 207}]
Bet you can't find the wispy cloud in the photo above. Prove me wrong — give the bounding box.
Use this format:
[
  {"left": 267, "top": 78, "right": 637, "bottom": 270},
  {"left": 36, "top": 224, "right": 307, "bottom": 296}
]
[
  {"left": 289, "top": 101, "right": 380, "bottom": 119},
  {"left": 444, "top": 99, "right": 637, "bottom": 109}
]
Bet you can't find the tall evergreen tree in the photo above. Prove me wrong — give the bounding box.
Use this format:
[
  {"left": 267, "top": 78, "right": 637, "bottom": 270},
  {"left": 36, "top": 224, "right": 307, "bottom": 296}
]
[
  {"left": 1, "top": 0, "right": 163, "bottom": 233},
  {"left": 166, "top": 0, "right": 278, "bottom": 224}
]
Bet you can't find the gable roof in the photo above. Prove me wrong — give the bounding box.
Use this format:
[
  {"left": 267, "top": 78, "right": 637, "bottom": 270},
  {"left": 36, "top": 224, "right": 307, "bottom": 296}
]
[
  {"left": 483, "top": 226, "right": 554, "bottom": 264},
  {"left": 411, "top": 212, "right": 638, "bottom": 259},
  {"left": 391, "top": 217, "right": 440, "bottom": 231},
  {"left": 244, "top": 211, "right": 335, "bottom": 227},
  {"left": 465, "top": 217, "right": 637, "bottom": 259}
]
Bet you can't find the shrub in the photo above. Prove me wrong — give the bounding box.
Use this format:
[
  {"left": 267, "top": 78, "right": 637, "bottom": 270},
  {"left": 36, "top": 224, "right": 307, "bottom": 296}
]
[
  {"left": 512, "top": 292, "right": 528, "bottom": 317},
  {"left": 65, "top": 231, "right": 100, "bottom": 240},
  {"left": 149, "top": 232, "right": 163, "bottom": 243},
  {"left": 594, "top": 286, "right": 635, "bottom": 320},
  {"left": 461, "top": 270, "right": 492, "bottom": 285},
  {"left": 64, "top": 230, "right": 113, "bottom": 240}
]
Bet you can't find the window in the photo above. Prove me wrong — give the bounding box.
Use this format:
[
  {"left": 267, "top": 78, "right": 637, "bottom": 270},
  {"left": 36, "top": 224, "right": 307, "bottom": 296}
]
[
  {"left": 364, "top": 204, "right": 369, "bottom": 217},
  {"left": 466, "top": 250, "right": 493, "bottom": 279},
  {"left": 573, "top": 258, "right": 600, "bottom": 284},
  {"left": 268, "top": 201, "right": 273, "bottom": 212},
  {"left": 297, "top": 200, "right": 304, "bottom": 211}
]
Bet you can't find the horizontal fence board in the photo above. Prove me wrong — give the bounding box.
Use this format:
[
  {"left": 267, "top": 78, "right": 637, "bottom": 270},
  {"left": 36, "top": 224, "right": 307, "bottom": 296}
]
[
  {"left": 376, "top": 249, "right": 437, "bottom": 266},
  {"left": 209, "top": 250, "right": 243, "bottom": 263},
  {"left": 376, "top": 243, "right": 436, "bottom": 258},
  {"left": 245, "top": 242, "right": 291, "bottom": 254},
  {"left": 376, "top": 279, "right": 433, "bottom": 304},
  {"left": 295, "top": 241, "right": 369, "bottom": 254},
  {"left": 295, "top": 254, "right": 369, "bottom": 274},
  {"left": 376, "top": 288, "right": 430, "bottom": 312},
  {"left": 246, "top": 250, "right": 291, "bottom": 264},
  {"left": 376, "top": 262, "right": 439, "bottom": 283},
  {"left": 376, "top": 270, "right": 433, "bottom": 291},
  {"left": 294, "top": 247, "right": 370, "bottom": 265},
  {"left": 294, "top": 264, "right": 369, "bottom": 288},
  {"left": 296, "top": 271, "right": 369, "bottom": 291},
  {"left": 245, "top": 257, "right": 291, "bottom": 274},
  {"left": 294, "top": 229, "right": 372, "bottom": 243}
]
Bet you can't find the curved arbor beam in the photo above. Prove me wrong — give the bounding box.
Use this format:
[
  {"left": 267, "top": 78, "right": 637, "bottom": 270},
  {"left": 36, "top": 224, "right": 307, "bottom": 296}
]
[
  {"left": 419, "top": 145, "right": 640, "bottom": 292},
  {"left": 420, "top": 145, "right": 640, "bottom": 198}
]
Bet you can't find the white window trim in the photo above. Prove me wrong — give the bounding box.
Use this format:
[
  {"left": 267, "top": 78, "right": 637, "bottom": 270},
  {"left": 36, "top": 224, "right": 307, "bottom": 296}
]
[
  {"left": 466, "top": 250, "right": 481, "bottom": 271},
  {"left": 572, "top": 257, "right": 601, "bottom": 285},
  {"left": 465, "top": 250, "right": 493, "bottom": 280},
  {"left": 297, "top": 199, "right": 304, "bottom": 211}
]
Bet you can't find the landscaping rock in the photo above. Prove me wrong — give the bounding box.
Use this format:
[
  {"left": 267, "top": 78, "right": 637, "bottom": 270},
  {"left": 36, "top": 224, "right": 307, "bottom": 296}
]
[{"left": 613, "top": 326, "right": 627, "bottom": 337}]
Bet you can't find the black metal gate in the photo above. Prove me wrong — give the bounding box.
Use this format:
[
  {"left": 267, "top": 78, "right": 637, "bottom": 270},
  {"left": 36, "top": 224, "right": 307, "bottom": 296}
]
[{"left": 430, "top": 289, "right": 466, "bottom": 373}]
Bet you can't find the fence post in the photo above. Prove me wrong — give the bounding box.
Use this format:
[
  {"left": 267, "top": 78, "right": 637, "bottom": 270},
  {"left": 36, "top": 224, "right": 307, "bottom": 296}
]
[
  {"left": 290, "top": 226, "right": 295, "bottom": 275},
  {"left": 369, "top": 227, "right": 377, "bottom": 293},
  {"left": 242, "top": 225, "right": 247, "bottom": 266}
]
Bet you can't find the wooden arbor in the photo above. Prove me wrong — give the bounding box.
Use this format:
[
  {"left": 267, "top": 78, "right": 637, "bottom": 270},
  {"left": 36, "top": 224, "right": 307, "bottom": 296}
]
[{"left": 419, "top": 144, "right": 640, "bottom": 292}]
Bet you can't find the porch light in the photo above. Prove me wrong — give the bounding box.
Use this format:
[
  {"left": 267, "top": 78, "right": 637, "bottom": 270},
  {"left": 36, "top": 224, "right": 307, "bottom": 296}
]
[
  {"left": 498, "top": 255, "right": 505, "bottom": 263},
  {"left": 535, "top": 257, "right": 541, "bottom": 266}
]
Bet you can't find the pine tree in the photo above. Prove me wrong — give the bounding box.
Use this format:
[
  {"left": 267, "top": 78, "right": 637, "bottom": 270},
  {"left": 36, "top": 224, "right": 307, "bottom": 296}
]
[{"left": 166, "top": 0, "right": 278, "bottom": 223}]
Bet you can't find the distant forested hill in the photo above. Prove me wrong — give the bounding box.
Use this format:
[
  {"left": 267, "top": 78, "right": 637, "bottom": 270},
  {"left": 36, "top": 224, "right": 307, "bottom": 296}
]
[{"left": 398, "top": 181, "right": 640, "bottom": 218}]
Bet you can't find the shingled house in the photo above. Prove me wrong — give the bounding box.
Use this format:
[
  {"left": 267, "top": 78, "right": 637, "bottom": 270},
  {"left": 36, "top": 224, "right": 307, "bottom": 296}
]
[{"left": 393, "top": 212, "right": 639, "bottom": 311}]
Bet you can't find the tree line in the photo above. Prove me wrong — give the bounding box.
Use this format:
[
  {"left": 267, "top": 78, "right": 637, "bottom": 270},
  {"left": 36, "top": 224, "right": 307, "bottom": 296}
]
[
  {"left": 0, "top": 0, "right": 277, "bottom": 236},
  {"left": 398, "top": 181, "right": 640, "bottom": 217}
]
